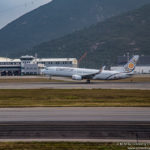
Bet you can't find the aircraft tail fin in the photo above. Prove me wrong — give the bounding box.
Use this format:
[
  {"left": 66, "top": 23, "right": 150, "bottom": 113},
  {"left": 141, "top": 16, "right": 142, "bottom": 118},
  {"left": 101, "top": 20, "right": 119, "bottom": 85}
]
[{"left": 123, "top": 55, "right": 139, "bottom": 73}]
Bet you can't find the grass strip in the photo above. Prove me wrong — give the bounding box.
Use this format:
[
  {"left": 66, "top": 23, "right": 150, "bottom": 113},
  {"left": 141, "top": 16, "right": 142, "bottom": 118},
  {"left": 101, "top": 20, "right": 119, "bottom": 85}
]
[
  {"left": 0, "top": 142, "right": 130, "bottom": 150},
  {"left": 0, "top": 89, "right": 149, "bottom": 107},
  {"left": 0, "top": 142, "right": 149, "bottom": 150}
]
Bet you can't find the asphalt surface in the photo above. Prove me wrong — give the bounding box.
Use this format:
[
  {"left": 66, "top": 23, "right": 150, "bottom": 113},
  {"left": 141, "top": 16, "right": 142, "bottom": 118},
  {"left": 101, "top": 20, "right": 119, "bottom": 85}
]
[
  {"left": 0, "top": 121, "right": 150, "bottom": 140},
  {"left": 0, "top": 81, "right": 150, "bottom": 89},
  {"left": 1, "top": 107, "right": 150, "bottom": 140},
  {"left": 0, "top": 107, "right": 150, "bottom": 122}
]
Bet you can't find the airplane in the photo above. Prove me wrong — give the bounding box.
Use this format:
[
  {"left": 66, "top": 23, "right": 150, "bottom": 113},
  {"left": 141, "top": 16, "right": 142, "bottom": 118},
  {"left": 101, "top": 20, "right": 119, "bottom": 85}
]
[{"left": 42, "top": 55, "right": 139, "bottom": 83}]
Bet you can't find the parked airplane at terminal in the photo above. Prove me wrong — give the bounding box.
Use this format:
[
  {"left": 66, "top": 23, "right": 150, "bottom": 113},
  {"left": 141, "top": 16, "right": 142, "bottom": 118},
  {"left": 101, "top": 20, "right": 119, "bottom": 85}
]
[{"left": 42, "top": 55, "right": 139, "bottom": 83}]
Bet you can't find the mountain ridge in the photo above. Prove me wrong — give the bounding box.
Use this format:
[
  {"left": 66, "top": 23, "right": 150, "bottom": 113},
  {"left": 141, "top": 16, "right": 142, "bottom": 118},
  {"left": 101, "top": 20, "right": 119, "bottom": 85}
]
[
  {"left": 27, "top": 4, "right": 150, "bottom": 68},
  {"left": 0, "top": 0, "right": 150, "bottom": 56}
]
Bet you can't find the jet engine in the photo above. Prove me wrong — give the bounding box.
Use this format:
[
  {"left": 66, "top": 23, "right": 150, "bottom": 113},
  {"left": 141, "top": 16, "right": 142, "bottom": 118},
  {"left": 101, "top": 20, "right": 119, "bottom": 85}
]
[{"left": 72, "top": 75, "right": 82, "bottom": 80}]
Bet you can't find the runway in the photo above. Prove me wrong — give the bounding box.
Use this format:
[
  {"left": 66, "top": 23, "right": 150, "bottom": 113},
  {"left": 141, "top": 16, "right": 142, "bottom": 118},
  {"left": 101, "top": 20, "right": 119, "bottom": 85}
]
[
  {"left": 0, "top": 81, "right": 150, "bottom": 89},
  {"left": 0, "top": 107, "right": 150, "bottom": 122},
  {"left": 0, "top": 107, "right": 150, "bottom": 140},
  {"left": 0, "top": 121, "right": 150, "bottom": 140}
]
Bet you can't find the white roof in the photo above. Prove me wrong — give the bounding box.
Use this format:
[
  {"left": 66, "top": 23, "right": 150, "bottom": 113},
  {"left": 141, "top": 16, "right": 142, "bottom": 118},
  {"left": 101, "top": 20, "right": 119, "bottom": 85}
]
[
  {"left": 20, "top": 55, "right": 34, "bottom": 58},
  {"left": 12, "top": 59, "right": 20, "bottom": 62},
  {"left": 0, "top": 57, "right": 11, "bottom": 62},
  {"left": 37, "top": 58, "right": 77, "bottom": 62},
  {"left": 0, "top": 57, "right": 20, "bottom": 62},
  {"left": 0, "top": 56, "right": 77, "bottom": 63}
]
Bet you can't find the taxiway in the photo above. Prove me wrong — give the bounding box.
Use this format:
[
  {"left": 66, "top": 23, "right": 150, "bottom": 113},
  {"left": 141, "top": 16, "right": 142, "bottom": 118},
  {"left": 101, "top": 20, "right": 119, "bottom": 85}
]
[{"left": 0, "top": 81, "right": 150, "bottom": 89}]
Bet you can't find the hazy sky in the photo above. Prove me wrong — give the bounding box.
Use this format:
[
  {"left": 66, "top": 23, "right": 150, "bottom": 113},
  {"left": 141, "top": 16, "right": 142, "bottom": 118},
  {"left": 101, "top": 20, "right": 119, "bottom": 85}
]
[{"left": 0, "top": 0, "right": 52, "bottom": 29}]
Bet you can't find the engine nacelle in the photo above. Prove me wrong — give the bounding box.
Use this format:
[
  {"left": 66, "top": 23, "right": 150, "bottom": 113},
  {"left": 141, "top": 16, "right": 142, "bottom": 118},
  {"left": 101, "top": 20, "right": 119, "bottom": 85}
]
[{"left": 72, "top": 75, "right": 82, "bottom": 80}]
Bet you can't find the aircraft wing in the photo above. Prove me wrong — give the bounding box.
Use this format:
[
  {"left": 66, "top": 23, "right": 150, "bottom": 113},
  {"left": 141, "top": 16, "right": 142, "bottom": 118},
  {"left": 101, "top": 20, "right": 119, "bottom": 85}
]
[
  {"left": 81, "top": 72, "right": 99, "bottom": 79},
  {"left": 81, "top": 66, "right": 106, "bottom": 79},
  {"left": 73, "top": 66, "right": 105, "bottom": 79},
  {"left": 81, "top": 69, "right": 103, "bottom": 79}
]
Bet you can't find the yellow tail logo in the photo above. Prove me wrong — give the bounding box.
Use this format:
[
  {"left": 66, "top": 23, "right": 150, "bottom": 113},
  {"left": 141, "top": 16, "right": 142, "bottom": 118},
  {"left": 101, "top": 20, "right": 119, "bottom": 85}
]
[{"left": 128, "top": 63, "right": 135, "bottom": 70}]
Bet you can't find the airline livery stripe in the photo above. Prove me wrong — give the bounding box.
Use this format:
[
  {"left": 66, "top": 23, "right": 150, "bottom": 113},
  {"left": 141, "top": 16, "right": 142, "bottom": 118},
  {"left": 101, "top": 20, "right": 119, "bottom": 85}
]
[{"left": 105, "top": 73, "right": 121, "bottom": 80}]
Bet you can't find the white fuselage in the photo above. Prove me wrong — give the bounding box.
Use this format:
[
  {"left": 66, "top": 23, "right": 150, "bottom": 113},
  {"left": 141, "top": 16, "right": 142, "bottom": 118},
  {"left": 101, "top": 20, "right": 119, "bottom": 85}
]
[{"left": 43, "top": 67, "right": 131, "bottom": 80}]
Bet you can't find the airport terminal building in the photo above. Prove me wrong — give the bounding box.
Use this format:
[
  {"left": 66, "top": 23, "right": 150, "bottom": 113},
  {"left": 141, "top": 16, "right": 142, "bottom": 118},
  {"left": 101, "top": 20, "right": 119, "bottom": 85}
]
[{"left": 0, "top": 56, "right": 78, "bottom": 76}]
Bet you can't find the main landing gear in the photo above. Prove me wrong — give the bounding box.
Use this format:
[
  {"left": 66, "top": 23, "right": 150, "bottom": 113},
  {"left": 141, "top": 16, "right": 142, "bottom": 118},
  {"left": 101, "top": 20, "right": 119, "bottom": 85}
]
[
  {"left": 48, "top": 75, "right": 52, "bottom": 80},
  {"left": 86, "top": 79, "right": 91, "bottom": 84}
]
